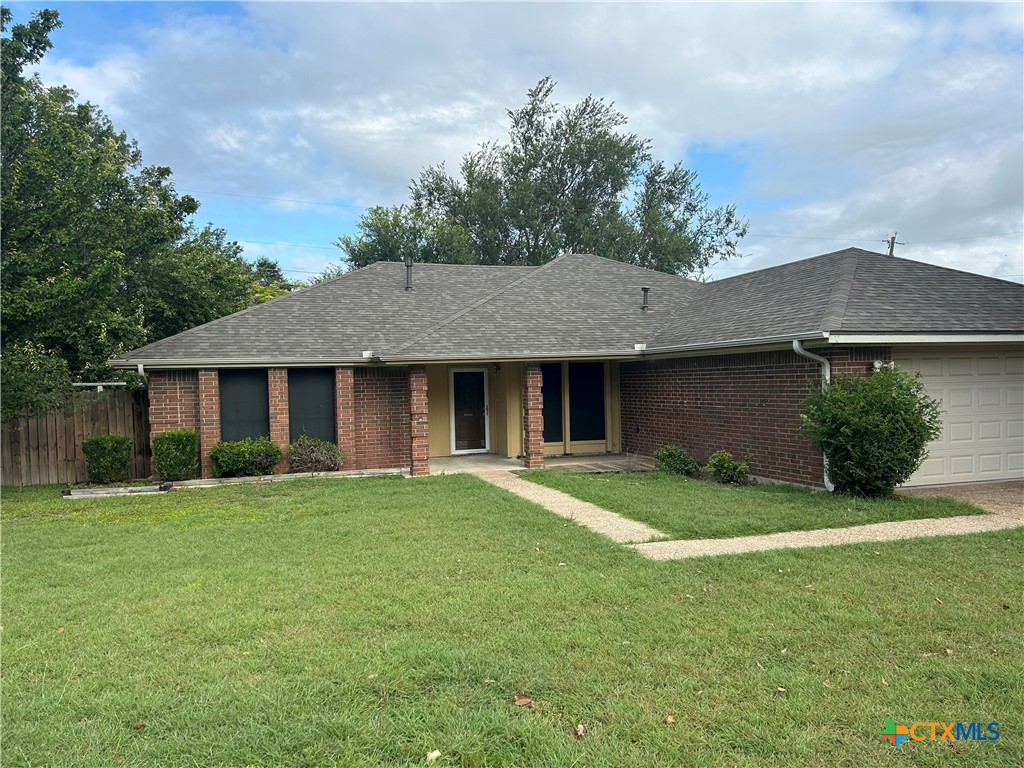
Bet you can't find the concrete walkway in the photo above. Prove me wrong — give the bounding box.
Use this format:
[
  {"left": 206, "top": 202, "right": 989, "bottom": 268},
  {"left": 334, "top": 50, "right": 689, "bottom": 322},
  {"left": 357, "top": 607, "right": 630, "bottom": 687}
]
[
  {"left": 475, "top": 470, "right": 666, "bottom": 544},
  {"left": 633, "top": 508, "right": 1024, "bottom": 561},
  {"left": 473, "top": 466, "right": 1024, "bottom": 560}
]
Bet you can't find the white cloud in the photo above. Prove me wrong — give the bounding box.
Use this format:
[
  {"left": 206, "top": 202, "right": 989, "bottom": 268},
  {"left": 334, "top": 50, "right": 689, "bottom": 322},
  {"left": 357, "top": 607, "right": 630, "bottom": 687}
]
[{"left": 30, "top": 1, "right": 1023, "bottom": 281}]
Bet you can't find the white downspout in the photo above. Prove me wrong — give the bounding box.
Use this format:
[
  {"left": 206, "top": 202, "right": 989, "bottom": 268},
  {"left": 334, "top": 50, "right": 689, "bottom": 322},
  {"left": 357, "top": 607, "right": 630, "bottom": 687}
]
[
  {"left": 137, "top": 363, "right": 148, "bottom": 385},
  {"left": 792, "top": 340, "right": 834, "bottom": 492}
]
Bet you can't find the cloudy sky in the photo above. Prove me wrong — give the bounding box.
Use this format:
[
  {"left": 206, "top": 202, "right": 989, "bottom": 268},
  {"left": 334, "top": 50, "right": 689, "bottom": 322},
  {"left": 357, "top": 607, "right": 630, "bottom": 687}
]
[{"left": 11, "top": 1, "right": 1024, "bottom": 283}]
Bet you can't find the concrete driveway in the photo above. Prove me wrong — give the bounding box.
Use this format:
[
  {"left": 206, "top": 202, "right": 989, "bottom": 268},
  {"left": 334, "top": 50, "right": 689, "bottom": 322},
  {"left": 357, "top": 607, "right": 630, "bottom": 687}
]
[{"left": 898, "top": 480, "right": 1024, "bottom": 517}]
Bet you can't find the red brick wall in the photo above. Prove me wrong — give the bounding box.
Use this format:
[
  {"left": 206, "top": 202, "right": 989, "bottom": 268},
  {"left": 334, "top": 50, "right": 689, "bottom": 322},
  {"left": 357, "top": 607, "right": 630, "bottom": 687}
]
[
  {"left": 268, "top": 368, "right": 289, "bottom": 473},
  {"left": 522, "top": 363, "right": 544, "bottom": 469},
  {"left": 620, "top": 346, "right": 890, "bottom": 486},
  {"left": 198, "top": 369, "right": 221, "bottom": 479},
  {"left": 352, "top": 367, "right": 411, "bottom": 470},
  {"left": 147, "top": 371, "right": 199, "bottom": 478},
  {"left": 409, "top": 366, "right": 429, "bottom": 476},
  {"left": 335, "top": 367, "right": 356, "bottom": 470}
]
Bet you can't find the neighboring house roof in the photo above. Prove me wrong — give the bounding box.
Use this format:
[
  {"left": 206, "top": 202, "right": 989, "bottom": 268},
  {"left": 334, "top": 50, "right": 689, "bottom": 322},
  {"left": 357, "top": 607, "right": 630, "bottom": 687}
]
[{"left": 110, "top": 248, "right": 1024, "bottom": 369}]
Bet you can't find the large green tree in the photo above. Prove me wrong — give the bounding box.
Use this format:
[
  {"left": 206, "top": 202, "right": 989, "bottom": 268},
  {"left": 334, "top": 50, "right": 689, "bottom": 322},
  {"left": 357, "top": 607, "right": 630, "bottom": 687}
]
[
  {"left": 339, "top": 77, "right": 748, "bottom": 276},
  {"left": 1, "top": 8, "right": 276, "bottom": 418}
]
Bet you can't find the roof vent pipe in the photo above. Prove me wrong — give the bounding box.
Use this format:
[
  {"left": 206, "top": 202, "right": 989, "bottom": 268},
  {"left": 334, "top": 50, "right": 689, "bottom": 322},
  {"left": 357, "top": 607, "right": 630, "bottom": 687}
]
[
  {"left": 792, "top": 339, "right": 834, "bottom": 492},
  {"left": 641, "top": 286, "right": 650, "bottom": 311},
  {"left": 405, "top": 255, "right": 413, "bottom": 291}
]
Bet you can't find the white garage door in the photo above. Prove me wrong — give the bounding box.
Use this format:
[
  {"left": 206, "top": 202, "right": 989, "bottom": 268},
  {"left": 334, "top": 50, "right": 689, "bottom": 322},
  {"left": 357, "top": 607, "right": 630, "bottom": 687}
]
[{"left": 894, "top": 352, "right": 1024, "bottom": 486}]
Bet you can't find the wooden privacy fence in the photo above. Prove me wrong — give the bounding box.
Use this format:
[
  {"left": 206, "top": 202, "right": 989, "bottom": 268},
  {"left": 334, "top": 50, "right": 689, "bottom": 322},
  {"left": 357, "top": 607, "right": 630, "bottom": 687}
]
[{"left": 1, "top": 389, "right": 151, "bottom": 487}]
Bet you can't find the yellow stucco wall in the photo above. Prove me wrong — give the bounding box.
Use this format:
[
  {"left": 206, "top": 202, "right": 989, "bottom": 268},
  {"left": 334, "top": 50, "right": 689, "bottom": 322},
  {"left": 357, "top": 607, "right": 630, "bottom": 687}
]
[
  {"left": 426, "top": 365, "right": 450, "bottom": 457},
  {"left": 425, "top": 360, "right": 619, "bottom": 459}
]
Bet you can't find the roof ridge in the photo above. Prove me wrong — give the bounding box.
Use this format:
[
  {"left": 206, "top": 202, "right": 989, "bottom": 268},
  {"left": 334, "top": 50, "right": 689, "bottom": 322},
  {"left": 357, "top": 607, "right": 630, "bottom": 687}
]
[
  {"left": 820, "top": 251, "right": 860, "bottom": 332},
  {"left": 559, "top": 252, "right": 702, "bottom": 285},
  {"left": 384, "top": 257, "right": 554, "bottom": 356}
]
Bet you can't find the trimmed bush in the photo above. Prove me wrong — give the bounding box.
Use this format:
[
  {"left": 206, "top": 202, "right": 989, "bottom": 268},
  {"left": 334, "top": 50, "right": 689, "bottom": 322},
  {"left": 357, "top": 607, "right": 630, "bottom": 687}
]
[
  {"left": 288, "top": 435, "right": 345, "bottom": 474},
  {"left": 82, "top": 434, "right": 132, "bottom": 484},
  {"left": 152, "top": 429, "right": 199, "bottom": 481},
  {"left": 800, "top": 365, "right": 941, "bottom": 497},
  {"left": 708, "top": 450, "right": 750, "bottom": 484},
  {"left": 209, "top": 437, "right": 283, "bottom": 478},
  {"left": 653, "top": 444, "right": 702, "bottom": 477}
]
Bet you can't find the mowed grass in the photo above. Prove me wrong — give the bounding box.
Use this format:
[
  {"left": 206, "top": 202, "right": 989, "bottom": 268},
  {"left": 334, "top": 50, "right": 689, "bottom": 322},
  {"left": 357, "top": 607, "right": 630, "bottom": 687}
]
[
  {"left": 523, "top": 471, "right": 985, "bottom": 540},
  {"left": 2, "top": 476, "right": 1021, "bottom": 768}
]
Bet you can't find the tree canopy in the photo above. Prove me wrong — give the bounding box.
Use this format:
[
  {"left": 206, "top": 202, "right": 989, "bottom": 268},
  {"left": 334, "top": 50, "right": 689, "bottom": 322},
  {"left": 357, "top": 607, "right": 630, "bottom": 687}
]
[
  {"left": 338, "top": 77, "right": 747, "bottom": 277},
  {"left": 0, "top": 8, "right": 282, "bottom": 419}
]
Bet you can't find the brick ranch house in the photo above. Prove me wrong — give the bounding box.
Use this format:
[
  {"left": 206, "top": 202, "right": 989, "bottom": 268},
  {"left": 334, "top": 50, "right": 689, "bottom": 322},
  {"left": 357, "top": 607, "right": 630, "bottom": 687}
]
[{"left": 109, "top": 248, "right": 1024, "bottom": 488}]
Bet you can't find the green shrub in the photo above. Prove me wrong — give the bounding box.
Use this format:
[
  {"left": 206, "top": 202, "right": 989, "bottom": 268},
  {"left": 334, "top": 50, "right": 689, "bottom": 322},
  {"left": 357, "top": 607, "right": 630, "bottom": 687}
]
[
  {"left": 653, "top": 444, "right": 702, "bottom": 477},
  {"left": 289, "top": 434, "right": 345, "bottom": 473},
  {"left": 800, "top": 365, "right": 941, "bottom": 497},
  {"left": 152, "top": 429, "right": 199, "bottom": 481},
  {"left": 209, "top": 437, "right": 282, "bottom": 478},
  {"left": 82, "top": 434, "right": 132, "bottom": 484},
  {"left": 708, "top": 450, "right": 750, "bottom": 484}
]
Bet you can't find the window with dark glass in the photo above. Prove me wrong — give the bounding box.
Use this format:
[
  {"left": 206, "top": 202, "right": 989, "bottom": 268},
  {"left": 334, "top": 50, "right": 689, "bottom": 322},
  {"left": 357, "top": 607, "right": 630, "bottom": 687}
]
[
  {"left": 568, "top": 362, "right": 605, "bottom": 441},
  {"left": 540, "top": 362, "right": 564, "bottom": 443},
  {"left": 219, "top": 369, "right": 270, "bottom": 441},
  {"left": 288, "top": 368, "right": 336, "bottom": 443}
]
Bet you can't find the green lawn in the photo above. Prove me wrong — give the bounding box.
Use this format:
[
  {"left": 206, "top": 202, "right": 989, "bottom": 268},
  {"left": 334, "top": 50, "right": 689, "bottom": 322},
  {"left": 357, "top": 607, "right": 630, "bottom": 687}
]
[
  {"left": 523, "top": 471, "right": 985, "bottom": 540},
  {"left": 2, "top": 476, "right": 1020, "bottom": 767}
]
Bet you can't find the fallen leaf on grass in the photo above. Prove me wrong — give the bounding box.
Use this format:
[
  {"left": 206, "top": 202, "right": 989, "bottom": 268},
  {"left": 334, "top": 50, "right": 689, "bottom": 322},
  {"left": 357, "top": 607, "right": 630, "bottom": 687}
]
[
  {"left": 934, "top": 597, "right": 943, "bottom": 604},
  {"left": 696, "top": 690, "right": 704, "bottom": 696},
  {"left": 945, "top": 648, "right": 953, "bottom": 656},
  {"left": 56, "top": 627, "right": 65, "bottom": 634},
  {"left": 622, "top": 640, "right": 631, "bottom": 646},
  {"left": 881, "top": 678, "right": 888, "bottom": 686},
  {"left": 663, "top": 715, "right": 677, "bottom": 725},
  {"left": 426, "top": 749, "right": 442, "bottom": 764},
  {"left": 367, "top": 674, "right": 378, "bottom": 680},
  {"left": 132, "top": 722, "right": 145, "bottom": 731},
  {"left": 821, "top": 680, "right": 832, "bottom": 688},
  {"left": 574, "top": 723, "right": 585, "bottom": 740},
  {"left": 514, "top": 695, "right": 534, "bottom": 708},
  {"left": 775, "top": 687, "right": 788, "bottom": 695},
  {"left": 116, "top": 758, "right": 124, "bottom": 766},
  {"left": 780, "top": 648, "right": 787, "bottom": 654}
]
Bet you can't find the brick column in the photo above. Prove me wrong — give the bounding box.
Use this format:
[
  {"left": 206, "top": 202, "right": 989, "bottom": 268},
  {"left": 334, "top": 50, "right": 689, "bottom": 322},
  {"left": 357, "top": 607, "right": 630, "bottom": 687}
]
[
  {"left": 268, "top": 368, "right": 289, "bottom": 473},
  {"left": 522, "top": 362, "right": 544, "bottom": 469},
  {"left": 198, "top": 369, "right": 221, "bottom": 479},
  {"left": 335, "top": 367, "right": 356, "bottom": 469},
  {"left": 409, "top": 366, "right": 430, "bottom": 476}
]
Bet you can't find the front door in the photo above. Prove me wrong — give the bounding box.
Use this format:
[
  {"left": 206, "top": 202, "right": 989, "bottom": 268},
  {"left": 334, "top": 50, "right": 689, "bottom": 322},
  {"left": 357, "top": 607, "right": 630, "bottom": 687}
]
[{"left": 451, "top": 369, "right": 489, "bottom": 453}]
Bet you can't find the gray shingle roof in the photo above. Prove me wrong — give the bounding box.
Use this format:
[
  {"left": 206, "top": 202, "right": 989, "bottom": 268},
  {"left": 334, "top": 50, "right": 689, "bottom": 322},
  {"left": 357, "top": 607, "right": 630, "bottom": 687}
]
[{"left": 110, "top": 248, "right": 1024, "bottom": 368}]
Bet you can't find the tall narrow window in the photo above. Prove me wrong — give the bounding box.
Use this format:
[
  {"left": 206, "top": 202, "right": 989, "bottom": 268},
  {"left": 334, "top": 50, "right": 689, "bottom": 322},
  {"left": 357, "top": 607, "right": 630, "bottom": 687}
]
[
  {"left": 540, "top": 362, "right": 564, "bottom": 443},
  {"left": 288, "top": 368, "right": 336, "bottom": 443},
  {"left": 568, "top": 362, "right": 605, "bottom": 442},
  {"left": 220, "top": 369, "right": 270, "bottom": 441}
]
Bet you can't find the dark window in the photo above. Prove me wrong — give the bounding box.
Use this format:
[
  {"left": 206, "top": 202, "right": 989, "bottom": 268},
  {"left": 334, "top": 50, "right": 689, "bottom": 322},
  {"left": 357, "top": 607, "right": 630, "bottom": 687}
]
[
  {"left": 541, "top": 362, "right": 563, "bottom": 443},
  {"left": 289, "top": 369, "right": 336, "bottom": 443},
  {"left": 568, "top": 362, "right": 605, "bottom": 442},
  {"left": 220, "top": 369, "right": 270, "bottom": 441}
]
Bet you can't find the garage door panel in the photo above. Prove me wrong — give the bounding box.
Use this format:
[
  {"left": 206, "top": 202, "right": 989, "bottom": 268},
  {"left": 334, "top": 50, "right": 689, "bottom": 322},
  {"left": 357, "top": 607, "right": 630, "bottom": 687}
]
[
  {"left": 949, "top": 421, "right": 974, "bottom": 442},
  {"left": 977, "top": 357, "right": 1002, "bottom": 375},
  {"left": 978, "top": 454, "right": 1004, "bottom": 474},
  {"left": 977, "top": 421, "right": 1002, "bottom": 441},
  {"left": 897, "top": 351, "right": 1024, "bottom": 486},
  {"left": 948, "top": 389, "right": 974, "bottom": 408},
  {"left": 948, "top": 358, "right": 974, "bottom": 376}
]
